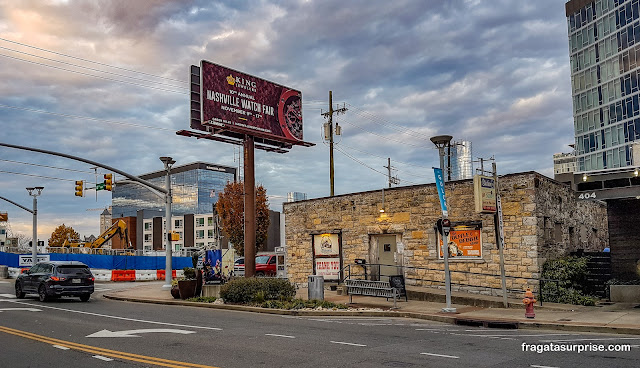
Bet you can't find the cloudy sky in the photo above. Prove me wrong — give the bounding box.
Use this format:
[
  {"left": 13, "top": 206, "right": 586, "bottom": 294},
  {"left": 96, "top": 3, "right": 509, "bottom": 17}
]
[{"left": 0, "top": 0, "right": 573, "bottom": 241}]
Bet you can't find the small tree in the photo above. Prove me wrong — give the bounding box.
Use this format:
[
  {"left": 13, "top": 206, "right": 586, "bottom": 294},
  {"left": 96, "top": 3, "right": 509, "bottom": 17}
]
[
  {"left": 48, "top": 224, "right": 80, "bottom": 248},
  {"left": 216, "top": 181, "right": 270, "bottom": 255}
]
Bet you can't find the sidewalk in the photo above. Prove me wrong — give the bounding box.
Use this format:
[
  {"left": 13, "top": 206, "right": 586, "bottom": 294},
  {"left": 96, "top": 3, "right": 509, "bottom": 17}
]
[{"left": 102, "top": 282, "right": 640, "bottom": 336}]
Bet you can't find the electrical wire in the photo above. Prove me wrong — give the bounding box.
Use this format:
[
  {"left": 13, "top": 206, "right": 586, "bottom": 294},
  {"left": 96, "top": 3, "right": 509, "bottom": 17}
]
[
  {"left": 0, "top": 159, "right": 94, "bottom": 174},
  {"left": 0, "top": 45, "right": 187, "bottom": 90},
  {"left": 0, "top": 169, "right": 77, "bottom": 182},
  {"left": 338, "top": 117, "right": 424, "bottom": 147},
  {"left": 334, "top": 145, "right": 421, "bottom": 186},
  {"left": 0, "top": 52, "right": 186, "bottom": 94},
  {"left": 344, "top": 102, "right": 437, "bottom": 141},
  {"left": 0, "top": 37, "right": 185, "bottom": 83},
  {"left": 0, "top": 103, "right": 175, "bottom": 132}
]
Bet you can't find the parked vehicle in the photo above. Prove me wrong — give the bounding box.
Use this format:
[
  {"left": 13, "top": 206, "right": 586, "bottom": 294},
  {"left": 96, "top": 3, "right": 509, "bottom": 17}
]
[
  {"left": 15, "top": 261, "right": 95, "bottom": 302},
  {"left": 233, "top": 253, "right": 277, "bottom": 277},
  {"left": 233, "top": 257, "right": 245, "bottom": 277}
]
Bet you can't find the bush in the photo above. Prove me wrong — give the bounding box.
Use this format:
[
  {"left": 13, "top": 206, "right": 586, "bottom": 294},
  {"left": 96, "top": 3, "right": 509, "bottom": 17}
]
[
  {"left": 259, "top": 299, "right": 348, "bottom": 310},
  {"left": 220, "top": 278, "right": 296, "bottom": 304},
  {"left": 183, "top": 267, "right": 196, "bottom": 280},
  {"left": 541, "top": 256, "right": 598, "bottom": 306},
  {"left": 187, "top": 296, "right": 217, "bottom": 303}
]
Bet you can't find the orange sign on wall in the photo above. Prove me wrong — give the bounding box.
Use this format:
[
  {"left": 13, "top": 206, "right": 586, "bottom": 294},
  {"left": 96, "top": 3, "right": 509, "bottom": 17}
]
[{"left": 438, "top": 223, "right": 482, "bottom": 259}]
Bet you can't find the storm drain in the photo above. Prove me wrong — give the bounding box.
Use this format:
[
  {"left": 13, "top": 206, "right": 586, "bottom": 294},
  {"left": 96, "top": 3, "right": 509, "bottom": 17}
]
[{"left": 455, "top": 319, "right": 518, "bottom": 329}]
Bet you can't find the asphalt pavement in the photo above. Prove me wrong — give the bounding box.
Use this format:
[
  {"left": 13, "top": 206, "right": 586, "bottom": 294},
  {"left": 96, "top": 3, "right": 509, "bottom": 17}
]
[{"left": 102, "top": 281, "right": 640, "bottom": 336}]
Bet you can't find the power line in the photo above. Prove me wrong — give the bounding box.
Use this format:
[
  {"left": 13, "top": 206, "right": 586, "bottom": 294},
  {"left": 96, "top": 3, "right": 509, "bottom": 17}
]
[
  {"left": 334, "top": 145, "right": 420, "bottom": 185},
  {"left": 0, "top": 169, "right": 76, "bottom": 182},
  {"left": 0, "top": 37, "right": 185, "bottom": 83},
  {"left": 338, "top": 143, "right": 434, "bottom": 170},
  {"left": 0, "top": 52, "right": 186, "bottom": 94},
  {"left": 0, "top": 45, "right": 187, "bottom": 90},
  {"left": 344, "top": 102, "right": 436, "bottom": 141},
  {"left": 336, "top": 145, "right": 432, "bottom": 181},
  {"left": 0, "top": 159, "right": 93, "bottom": 174},
  {"left": 338, "top": 117, "right": 424, "bottom": 147},
  {"left": 0, "top": 103, "right": 175, "bottom": 132}
]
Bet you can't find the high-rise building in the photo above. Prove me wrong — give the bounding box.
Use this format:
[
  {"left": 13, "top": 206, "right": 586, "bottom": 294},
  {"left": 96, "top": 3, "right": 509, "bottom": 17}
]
[
  {"left": 566, "top": 0, "right": 640, "bottom": 173},
  {"left": 287, "top": 192, "right": 307, "bottom": 202},
  {"left": 111, "top": 162, "right": 236, "bottom": 219},
  {"left": 444, "top": 140, "right": 473, "bottom": 181}
]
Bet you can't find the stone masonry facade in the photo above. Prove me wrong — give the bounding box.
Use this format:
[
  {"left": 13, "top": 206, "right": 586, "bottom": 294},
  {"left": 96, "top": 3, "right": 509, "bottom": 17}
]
[{"left": 283, "top": 172, "right": 608, "bottom": 297}]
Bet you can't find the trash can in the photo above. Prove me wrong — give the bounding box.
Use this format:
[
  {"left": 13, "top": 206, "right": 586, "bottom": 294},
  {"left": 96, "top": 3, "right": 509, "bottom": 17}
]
[
  {"left": 0, "top": 265, "right": 8, "bottom": 279},
  {"left": 308, "top": 275, "right": 324, "bottom": 301}
]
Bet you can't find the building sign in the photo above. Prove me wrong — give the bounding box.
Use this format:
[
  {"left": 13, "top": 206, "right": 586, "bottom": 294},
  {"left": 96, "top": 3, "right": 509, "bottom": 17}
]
[
  {"left": 313, "top": 233, "right": 339, "bottom": 256},
  {"left": 438, "top": 223, "right": 482, "bottom": 260},
  {"left": 199, "top": 60, "right": 304, "bottom": 143},
  {"left": 312, "top": 233, "right": 341, "bottom": 280},
  {"left": 19, "top": 254, "right": 50, "bottom": 267},
  {"left": 314, "top": 257, "right": 341, "bottom": 279},
  {"left": 474, "top": 174, "right": 497, "bottom": 213}
]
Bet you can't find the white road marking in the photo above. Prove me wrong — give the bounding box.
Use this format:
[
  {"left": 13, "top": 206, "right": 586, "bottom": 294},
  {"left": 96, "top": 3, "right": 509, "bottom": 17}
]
[
  {"left": 531, "top": 365, "right": 559, "bottom": 368},
  {"left": 52, "top": 345, "right": 70, "bottom": 350},
  {"left": 0, "top": 308, "right": 40, "bottom": 312},
  {"left": 86, "top": 328, "right": 196, "bottom": 338},
  {"left": 420, "top": 352, "right": 459, "bottom": 359},
  {"left": 330, "top": 341, "right": 367, "bottom": 347},
  {"left": 93, "top": 355, "right": 114, "bottom": 361},
  {"left": 265, "top": 333, "right": 295, "bottom": 339},
  {"left": 0, "top": 293, "right": 16, "bottom": 298},
  {"left": 93, "top": 287, "right": 113, "bottom": 292},
  {"left": 6, "top": 300, "right": 222, "bottom": 331}
]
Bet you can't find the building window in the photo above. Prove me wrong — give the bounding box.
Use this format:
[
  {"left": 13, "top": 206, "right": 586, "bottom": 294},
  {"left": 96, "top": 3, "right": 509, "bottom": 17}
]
[
  {"left": 207, "top": 217, "right": 213, "bottom": 226},
  {"left": 177, "top": 232, "right": 183, "bottom": 240},
  {"left": 174, "top": 219, "right": 183, "bottom": 229},
  {"left": 554, "top": 223, "right": 563, "bottom": 243},
  {"left": 207, "top": 242, "right": 215, "bottom": 247},
  {"left": 144, "top": 222, "right": 152, "bottom": 231},
  {"left": 208, "top": 229, "right": 214, "bottom": 238},
  {"left": 196, "top": 242, "right": 204, "bottom": 248},
  {"left": 196, "top": 230, "right": 205, "bottom": 239},
  {"left": 144, "top": 234, "right": 152, "bottom": 243},
  {"left": 196, "top": 218, "right": 205, "bottom": 227}
]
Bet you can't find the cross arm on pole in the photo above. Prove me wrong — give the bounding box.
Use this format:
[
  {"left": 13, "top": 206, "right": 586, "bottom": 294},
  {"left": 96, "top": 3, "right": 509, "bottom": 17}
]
[{"left": 0, "top": 195, "right": 34, "bottom": 214}]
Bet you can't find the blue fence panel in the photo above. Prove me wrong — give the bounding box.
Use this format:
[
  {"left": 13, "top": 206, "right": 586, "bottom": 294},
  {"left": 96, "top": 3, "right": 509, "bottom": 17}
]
[{"left": 0, "top": 251, "right": 192, "bottom": 270}]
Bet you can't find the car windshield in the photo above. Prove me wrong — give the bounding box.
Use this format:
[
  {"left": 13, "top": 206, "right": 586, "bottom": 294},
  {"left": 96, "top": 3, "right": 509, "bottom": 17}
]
[
  {"left": 255, "top": 256, "right": 270, "bottom": 264},
  {"left": 235, "top": 259, "right": 244, "bottom": 265},
  {"left": 57, "top": 266, "right": 91, "bottom": 275}
]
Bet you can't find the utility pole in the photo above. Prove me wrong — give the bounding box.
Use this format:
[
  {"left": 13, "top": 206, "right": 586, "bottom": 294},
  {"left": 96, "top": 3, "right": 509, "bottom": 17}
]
[
  {"left": 321, "top": 91, "right": 347, "bottom": 196},
  {"left": 383, "top": 158, "right": 399, "bottom": 188}
]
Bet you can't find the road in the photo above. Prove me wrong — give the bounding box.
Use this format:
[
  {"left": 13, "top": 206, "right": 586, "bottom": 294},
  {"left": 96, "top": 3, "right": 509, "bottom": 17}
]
[{"left": 0, "top": 279, "right": 639, "bottom": 367}]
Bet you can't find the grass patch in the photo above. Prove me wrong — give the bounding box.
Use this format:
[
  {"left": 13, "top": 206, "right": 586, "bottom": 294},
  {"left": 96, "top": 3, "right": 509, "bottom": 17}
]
[
  {"left": 186, "top": 296, "right": 217, "bottom": 303},
  {"left": 257, "top": 298, "right": 348, "bottom": 310}
]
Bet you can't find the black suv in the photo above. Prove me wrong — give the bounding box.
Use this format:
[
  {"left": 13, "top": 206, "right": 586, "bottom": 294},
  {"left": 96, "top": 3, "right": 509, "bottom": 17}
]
[{"left": 15, "top": 261, "right": 95, "bottom": 302}]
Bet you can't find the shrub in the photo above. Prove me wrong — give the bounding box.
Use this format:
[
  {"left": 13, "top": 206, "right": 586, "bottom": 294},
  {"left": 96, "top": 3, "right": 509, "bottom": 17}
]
[
  {"left": 541, "top": 256, "right": 598, "bottom": 306},
  {"left": 182, "top": 267, "right": 196, "bottom": 280},
  {"left": 187, "top": 296, "right": 217, "bottom": 303},
  {"left": 259, "top": 298, "right": 348, "bottom": 310},
  {"left": 220, "top": 278, "right": 296, "bottom": 304}
]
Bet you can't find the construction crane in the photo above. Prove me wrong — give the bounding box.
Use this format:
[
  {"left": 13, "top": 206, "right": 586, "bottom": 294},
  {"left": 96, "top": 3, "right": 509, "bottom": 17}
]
[{"left": 60, "top": 219, "right": 132, "bottom": 250}]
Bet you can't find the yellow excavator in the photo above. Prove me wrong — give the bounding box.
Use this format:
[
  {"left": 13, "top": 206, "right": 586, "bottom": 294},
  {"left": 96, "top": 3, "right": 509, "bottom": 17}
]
[{"left": 61, "top": 219, "right": 132, "bottom": 250}]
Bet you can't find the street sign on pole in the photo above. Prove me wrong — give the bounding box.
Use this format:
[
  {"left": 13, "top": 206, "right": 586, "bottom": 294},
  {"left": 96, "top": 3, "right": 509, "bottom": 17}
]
[{"left": 96, "top": 183, "right": 105, "bottom": 191}]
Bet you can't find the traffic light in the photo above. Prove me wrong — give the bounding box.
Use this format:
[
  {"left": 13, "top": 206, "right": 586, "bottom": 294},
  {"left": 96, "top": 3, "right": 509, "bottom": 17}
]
[
  {"left": 75, "top": 180, "right": 83, "bottom": 197},
  {"left": 104, "top": 173, "right": 113, "bottom": 191}
]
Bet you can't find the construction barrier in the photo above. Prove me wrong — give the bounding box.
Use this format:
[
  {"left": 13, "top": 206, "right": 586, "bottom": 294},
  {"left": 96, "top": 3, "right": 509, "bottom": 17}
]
[
  {"left": 156, "top": 269, "right": 177, "bottom": 280},
  {"left": 111, "top": 270, "right": 136, "bottom": 282},
  {"left": 5, "top": 267, "right": 185, "bottom": 281}
]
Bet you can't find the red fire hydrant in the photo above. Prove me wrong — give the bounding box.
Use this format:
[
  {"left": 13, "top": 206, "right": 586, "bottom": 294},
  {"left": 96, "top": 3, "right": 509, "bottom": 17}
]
[{"left": 522, "top": 288, "right": 536, "bottom": 319}]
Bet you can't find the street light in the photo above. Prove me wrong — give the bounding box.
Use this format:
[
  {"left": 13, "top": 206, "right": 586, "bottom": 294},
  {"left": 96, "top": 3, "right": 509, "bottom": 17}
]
[
  {"left": 26, "top": 186, "right": 44, "bottom": 266},
  {"left": 159, "top": 157, "right": 175, "bottom": 289},
  {"left": 430, "top": 135, "right": 456, "bottom": 313}
]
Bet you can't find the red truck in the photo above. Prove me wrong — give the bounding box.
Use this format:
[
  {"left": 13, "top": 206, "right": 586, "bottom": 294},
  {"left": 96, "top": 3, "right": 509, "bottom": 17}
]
[{"left": 234, "top": 253, "right": 277, "bottom": 277}]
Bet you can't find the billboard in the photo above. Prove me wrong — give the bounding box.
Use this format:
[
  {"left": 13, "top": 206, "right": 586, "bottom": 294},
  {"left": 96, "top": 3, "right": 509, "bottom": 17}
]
[
  {"left": 438, "top": 223, "right": 482, "bottom": 260},
  {"left": 199, "top": 60, "right": 303, "bottom": 143}
]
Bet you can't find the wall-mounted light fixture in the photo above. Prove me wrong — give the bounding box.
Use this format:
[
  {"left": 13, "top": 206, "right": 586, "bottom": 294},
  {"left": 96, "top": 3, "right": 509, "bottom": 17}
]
[
  {"left": 582, "top": 173, "right": 588, "bottom": 182},
  {"left": 634, "top": 168, "right": 639, "bottom": 177}
]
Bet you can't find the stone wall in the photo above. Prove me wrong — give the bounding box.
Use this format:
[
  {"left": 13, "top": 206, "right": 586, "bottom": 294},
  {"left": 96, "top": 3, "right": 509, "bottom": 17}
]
[{"left": 283, "top": 172, "right": 608, "bottom": 297}]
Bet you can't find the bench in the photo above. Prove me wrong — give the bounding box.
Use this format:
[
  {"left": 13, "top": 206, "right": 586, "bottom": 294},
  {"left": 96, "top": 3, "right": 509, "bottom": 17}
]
[{"left": 345, "top": 279, "right": 401, "bottom": 308}]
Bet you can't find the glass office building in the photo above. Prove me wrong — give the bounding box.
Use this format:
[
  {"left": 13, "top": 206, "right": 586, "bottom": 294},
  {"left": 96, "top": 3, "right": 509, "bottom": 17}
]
[
  {"left": 111, "top": 162, "right": 236, "bottom": 219},
  {"left": 567, "top": 0, "right": 640, "bottom": 172},
  {"left": 443, "top": 140, "right": 473, "bottom": 181}
]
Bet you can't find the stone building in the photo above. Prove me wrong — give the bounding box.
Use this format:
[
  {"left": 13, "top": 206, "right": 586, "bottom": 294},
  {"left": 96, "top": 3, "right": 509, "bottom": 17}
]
[{"left": 283, "top": 172, "right": 608, "bottom": 296}]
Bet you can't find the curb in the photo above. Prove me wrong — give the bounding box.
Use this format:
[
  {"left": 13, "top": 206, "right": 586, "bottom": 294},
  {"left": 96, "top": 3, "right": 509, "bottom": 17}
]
[{"left": 102, "top": 293, "right": 640, "bottom": 335}]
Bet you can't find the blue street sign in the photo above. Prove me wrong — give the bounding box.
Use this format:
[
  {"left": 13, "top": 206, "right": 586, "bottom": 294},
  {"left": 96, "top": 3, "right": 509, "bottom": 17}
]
[{"left": 433, "top": 167, "right": 448, "bottom": 217}]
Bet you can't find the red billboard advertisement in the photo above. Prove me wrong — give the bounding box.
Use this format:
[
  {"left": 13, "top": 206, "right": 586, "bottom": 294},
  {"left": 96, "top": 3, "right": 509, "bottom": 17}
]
[{"left": 200, "top": 60, "right": 303, "bottom": 143}]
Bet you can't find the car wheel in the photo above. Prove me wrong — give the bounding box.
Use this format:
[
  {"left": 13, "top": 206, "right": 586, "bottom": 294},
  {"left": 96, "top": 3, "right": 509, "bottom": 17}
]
[
  {"left": 15, "top": 283, "right": 25, "bottom": 299},
  {"left": 79, "top": 294, "right": 90, "bottom": 302},
  {"left": 38, "top": 284, "right": 49, "bottom": 302},
  {"left": 256, "top": 271, "right": 265, "bottom": 277}
]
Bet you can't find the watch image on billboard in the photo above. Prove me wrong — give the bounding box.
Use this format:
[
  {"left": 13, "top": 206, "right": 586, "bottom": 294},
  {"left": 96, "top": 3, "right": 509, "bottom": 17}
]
[{"left": 200, "top": 60, "right": 303, "bottom": 142}]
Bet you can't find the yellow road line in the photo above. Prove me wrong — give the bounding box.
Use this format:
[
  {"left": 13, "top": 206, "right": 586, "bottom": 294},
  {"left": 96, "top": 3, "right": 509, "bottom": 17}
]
[{"left": 0, "top": 326, "right": 220, "bottom": 368}]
